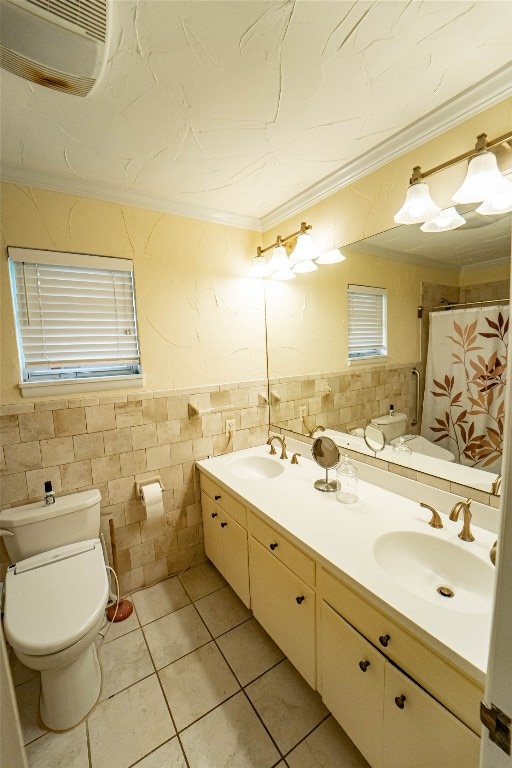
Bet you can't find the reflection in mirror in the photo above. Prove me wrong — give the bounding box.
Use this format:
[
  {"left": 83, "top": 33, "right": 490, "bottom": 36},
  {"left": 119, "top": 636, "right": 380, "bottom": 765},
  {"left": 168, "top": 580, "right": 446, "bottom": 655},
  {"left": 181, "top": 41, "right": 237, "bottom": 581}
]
[
  {"left": 312, "top": 436, "right": 340, "bottom": 492},
  {"left": 364, "top": 425, "right": 386, "bottom": 453},
  {"left": 267, "top": 206, "right": 510, "bottom": 496}
]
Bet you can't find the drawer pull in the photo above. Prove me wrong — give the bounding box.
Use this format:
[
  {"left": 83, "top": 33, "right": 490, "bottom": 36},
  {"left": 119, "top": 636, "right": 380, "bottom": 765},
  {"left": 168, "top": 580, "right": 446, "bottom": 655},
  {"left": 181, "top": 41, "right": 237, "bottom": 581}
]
[
  {"left": 221, "top": 522, "right": 228, "bottom": 528},
  {"left": 296, "top": 595, "right": 305, "bottom": 604},
  {"left": 269, "top": 542, "right": 279, "bottom": 551},
  {"left": 379, "top": 634, "right": 391, "bottom": 647},
  {"left": 359, "top": 660, "right": 370, "bottom": 672},
  {"left": 211, "top": 512, "right": 218, "bottom": 518},
  {"left": 214, "top": 495, "right": 221, "bottom": 500},
  {"left": 394, "top": 694, "right": 406, "bottom": 710}
]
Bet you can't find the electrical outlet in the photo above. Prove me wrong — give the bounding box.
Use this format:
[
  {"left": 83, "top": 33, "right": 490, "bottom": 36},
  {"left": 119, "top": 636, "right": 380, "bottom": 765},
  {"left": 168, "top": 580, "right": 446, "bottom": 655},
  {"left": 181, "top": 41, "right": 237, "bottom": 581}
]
[
  {"left": 225, "top": 419, "right": 235, "bottom": 436},
  {"left": 299, "top": 405, "right": 308, "bottom": 418}
]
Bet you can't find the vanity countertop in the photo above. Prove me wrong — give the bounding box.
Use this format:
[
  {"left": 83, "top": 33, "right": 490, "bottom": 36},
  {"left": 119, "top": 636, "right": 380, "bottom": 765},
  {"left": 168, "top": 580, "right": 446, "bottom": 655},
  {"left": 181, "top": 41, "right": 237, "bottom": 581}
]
[{"left": 197, "top": 444, "right": 497, "bottom": 685}]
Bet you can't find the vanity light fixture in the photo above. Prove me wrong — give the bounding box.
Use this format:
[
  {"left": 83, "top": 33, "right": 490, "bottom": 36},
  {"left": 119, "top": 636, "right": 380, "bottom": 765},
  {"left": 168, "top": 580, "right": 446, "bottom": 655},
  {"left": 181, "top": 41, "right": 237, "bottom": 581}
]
[
  {"left": 394, "top": 131, "right": 512, "bottom": 227},
  {"left": 420, "top": 207, "right": 466, "bottom": 233},
  {"left": 315, "top": 248, "right": 346, "bottom": 265}
]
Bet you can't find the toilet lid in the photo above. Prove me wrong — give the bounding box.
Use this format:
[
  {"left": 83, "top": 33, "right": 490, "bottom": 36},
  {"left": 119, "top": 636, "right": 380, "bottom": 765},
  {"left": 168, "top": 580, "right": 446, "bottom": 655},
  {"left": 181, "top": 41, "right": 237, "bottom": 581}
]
[{"left": 4, "top": 539, "right": 109, "bottom": 656}]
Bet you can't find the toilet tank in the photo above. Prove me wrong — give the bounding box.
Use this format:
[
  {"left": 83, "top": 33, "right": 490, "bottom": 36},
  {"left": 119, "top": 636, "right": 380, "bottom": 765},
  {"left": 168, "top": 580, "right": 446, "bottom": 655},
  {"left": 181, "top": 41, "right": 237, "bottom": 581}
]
[
  {"left": 370, "top": 412, "right": 407, "bottom": 443},
  {"left": 0, "top": 489, "right": 101, "bottom": 562}
]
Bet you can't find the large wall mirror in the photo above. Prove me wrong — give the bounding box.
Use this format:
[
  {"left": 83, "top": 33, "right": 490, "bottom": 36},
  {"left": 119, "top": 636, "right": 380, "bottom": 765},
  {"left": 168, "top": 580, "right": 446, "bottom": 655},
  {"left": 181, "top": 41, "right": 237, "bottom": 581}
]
[{"left": 265, "top": 205, "right": 511, "bottom": 496}]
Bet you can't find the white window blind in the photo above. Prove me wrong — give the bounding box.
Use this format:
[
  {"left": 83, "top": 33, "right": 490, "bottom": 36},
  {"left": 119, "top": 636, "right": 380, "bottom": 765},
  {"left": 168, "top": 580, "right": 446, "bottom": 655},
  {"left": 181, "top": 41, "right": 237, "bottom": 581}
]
[
  {"left": 348, "top": 284, "right": 387, "bottom": 360},
  {"left": 8, "top": 247, "right": 141, "bottom": 384}
]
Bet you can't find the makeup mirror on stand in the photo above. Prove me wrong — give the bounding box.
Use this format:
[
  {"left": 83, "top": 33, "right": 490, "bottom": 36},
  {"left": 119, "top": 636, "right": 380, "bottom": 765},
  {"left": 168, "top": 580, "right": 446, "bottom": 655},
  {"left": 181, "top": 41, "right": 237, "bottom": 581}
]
[{"left": 312, "top": 436, "right": 341, "bottom": 492}]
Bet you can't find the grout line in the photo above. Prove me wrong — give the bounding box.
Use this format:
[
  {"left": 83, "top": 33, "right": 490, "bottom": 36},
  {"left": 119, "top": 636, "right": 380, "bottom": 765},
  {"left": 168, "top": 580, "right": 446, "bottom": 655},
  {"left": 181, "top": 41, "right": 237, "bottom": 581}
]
[{"left": 281, "top": 712, "right": 332, "bottom": 760}]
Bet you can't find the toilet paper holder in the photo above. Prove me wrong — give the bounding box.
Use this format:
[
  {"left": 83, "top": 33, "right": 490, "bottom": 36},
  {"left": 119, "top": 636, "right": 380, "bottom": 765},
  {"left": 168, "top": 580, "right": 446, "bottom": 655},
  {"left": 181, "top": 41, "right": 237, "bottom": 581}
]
[{"left": 136, "top": 477, "right": 165, "bottom": 500}]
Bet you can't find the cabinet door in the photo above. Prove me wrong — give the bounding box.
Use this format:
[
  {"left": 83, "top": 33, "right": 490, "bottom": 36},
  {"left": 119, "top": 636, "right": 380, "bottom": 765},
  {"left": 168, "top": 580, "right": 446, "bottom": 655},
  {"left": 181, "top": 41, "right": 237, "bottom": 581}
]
[
  {"left": 220, "top": 512, "right": 250, "bottom": 608},
  {"left": 383, "top": 662, "right": 480, "bottom": 768},
  {"left": 201, "top": 492, "right": 224, "bottom": 573},
  {"left": 319, "top": 601, "right": 384, "bottom": 768},
  {"left": 249, "top": 537, "right": 316, "bottom": 688}
]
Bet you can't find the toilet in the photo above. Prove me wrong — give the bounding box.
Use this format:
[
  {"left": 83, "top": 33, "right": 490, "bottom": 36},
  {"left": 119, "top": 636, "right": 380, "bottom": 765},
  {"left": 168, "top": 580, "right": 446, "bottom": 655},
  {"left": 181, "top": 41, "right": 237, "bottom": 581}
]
[
  {"left": 0, "top": 489, "right": 109, "bottom": 731},
  {"left": 370, "top": 412, "right": 455, "bottom": 462}
]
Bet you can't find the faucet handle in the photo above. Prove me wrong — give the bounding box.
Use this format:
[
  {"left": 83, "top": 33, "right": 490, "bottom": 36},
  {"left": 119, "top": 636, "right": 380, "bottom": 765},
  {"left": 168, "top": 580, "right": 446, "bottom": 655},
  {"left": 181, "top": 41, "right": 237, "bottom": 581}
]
[
  {"left": 268, "top": 443, "right": 277, "bottom": 455},
  {"left": 291, "top": 453, "right": 301, "bottom": 464},
  {"left": 419, "top": 502, "right": 443, "bottom": 529}
]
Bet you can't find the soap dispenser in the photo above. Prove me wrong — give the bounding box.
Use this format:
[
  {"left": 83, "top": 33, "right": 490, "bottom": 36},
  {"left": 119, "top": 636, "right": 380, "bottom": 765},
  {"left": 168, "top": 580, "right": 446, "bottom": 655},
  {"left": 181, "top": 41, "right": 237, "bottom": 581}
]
[
  {"left": 44, "top": 480, "right": 55, "bottom": 506},
  {"left": 336, "top": 455, "right": 358, "bottom": 504}
]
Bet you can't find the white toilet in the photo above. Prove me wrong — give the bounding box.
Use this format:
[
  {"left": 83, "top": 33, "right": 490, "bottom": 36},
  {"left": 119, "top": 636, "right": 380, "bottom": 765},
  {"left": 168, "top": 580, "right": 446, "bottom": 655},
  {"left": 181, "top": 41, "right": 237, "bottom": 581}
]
[
  {"left": 0, "top": 489, "right": 109, "bottom": 731},
  {"left": 370, "top": 412, "right": 455, "bottom": 461}
]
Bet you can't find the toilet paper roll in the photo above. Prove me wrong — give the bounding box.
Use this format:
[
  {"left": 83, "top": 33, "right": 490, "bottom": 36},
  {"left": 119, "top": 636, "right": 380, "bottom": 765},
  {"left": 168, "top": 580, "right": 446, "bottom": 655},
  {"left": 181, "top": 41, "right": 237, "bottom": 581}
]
[{"left": 141, "top": 482, "right": 164, "bottom": 519}]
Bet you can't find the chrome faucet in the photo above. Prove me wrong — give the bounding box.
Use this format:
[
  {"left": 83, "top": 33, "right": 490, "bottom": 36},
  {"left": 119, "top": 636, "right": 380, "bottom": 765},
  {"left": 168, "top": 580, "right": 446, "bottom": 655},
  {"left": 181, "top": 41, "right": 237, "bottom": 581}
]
[
  {"left": 267, "top": 435, "right": 288, "bottom": 459},
  {"left": 309, "top": 425, "right": 325, "bottom": 438},
  {"left": 419, "top": 502, "right": 443, "bottom": 529},
  {"left": 449, "top": 498, "right": 474, "bottom": 542}
]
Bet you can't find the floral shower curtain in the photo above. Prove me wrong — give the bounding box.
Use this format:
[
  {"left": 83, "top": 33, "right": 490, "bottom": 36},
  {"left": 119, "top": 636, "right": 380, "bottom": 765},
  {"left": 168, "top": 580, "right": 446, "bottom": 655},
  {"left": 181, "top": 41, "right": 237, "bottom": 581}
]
[{"left": 421, "top": 305, "right": 509, "bottom": 472}]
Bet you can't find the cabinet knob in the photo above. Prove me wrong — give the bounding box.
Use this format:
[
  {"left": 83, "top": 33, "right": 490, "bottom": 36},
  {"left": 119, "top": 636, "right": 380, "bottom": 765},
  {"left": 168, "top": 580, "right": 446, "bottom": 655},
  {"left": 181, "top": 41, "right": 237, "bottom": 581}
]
[
  {"left": 221, "top": 522, "right": 228, "bottom": 528},
  {"left": 269, "top": 542, "right": 279, "bottom": 551},
  {"left": 358, "top": 660, "right": 370, "bottom": 672},
  {"left": 296, "top": 595, "right": 305, "bottom": 604},
  {"left": 394, "top": 695, "right": 406, "bottom": 710},
  {"left": 214, "top": 495, "right": 221, "bottom": 500},
  {"left": 379, "top": 634, "right": 391, "bottom": 647},
  {"left": 211, "top": 512, "right": 218, "bottom": 518}
]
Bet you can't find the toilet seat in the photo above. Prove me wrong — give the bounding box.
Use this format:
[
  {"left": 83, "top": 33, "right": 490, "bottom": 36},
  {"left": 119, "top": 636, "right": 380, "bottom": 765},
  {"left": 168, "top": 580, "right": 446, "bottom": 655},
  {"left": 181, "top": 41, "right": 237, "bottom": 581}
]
[{"left": 4, "top": 538, "right": 108, "bottom": 656}]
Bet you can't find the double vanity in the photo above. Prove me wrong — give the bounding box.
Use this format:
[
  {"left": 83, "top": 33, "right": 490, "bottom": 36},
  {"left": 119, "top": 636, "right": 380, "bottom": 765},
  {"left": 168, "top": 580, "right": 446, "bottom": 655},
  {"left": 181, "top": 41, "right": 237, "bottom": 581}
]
[{"left": 197, "top": 442, "right": 497, "bottom": 768}]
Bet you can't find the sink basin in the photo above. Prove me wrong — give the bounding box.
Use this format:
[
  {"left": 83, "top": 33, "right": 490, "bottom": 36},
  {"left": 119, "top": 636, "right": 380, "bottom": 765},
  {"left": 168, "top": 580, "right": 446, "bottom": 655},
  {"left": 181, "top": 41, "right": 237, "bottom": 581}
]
[
  {"left": 228, "top": 456, "right": 285, "bottom": 480},
  {"left": 373, "top": 531, "right": 494, "bottom": 613}
]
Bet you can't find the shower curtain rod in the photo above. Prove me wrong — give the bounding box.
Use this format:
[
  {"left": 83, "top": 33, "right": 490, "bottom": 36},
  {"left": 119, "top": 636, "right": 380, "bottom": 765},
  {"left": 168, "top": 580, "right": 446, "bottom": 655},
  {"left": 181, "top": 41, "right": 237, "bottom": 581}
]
[{"left": 417, "top": 297, "right": 510, "bottom": 319}]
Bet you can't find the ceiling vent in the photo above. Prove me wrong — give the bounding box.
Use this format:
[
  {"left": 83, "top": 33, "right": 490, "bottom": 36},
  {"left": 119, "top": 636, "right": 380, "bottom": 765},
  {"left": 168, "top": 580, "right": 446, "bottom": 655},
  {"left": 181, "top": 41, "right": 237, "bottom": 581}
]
[{"left": 0, "top": 0, "right": 110, "bottom": 97}]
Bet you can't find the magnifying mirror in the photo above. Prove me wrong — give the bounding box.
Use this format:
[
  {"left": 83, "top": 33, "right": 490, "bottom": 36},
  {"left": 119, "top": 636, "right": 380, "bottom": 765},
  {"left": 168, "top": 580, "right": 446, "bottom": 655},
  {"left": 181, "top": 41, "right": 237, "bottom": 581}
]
[
  {"left": 364, "top": 424, "right": 386, "bottom": 453},
  {"left": 312, "top": 436, "right": 341, "bottom": 492}
]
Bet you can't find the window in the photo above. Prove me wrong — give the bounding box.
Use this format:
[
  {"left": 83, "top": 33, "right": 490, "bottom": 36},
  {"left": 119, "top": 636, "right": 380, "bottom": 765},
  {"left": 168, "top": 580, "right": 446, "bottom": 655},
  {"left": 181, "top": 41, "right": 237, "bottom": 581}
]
[
  {"left": 347, "top": 284, "right": 387, "bottom": 361},
  {"left": 8, "top": 247, "right": 142, "bottom": 395}
]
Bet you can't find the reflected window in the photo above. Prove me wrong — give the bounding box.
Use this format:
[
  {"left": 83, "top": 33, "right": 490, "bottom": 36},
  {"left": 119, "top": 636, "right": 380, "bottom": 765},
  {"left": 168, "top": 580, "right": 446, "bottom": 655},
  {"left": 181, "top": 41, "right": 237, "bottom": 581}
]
[{"left": 348, "top": 284, "right": 387, "bottom": 360}]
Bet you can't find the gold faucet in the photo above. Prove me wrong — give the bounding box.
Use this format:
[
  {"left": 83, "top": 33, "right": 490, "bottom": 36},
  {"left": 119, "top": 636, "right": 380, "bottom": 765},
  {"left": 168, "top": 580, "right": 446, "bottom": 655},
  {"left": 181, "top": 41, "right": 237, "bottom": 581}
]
[
  {"left": 449, "top": 498, "right": 474, "bottom": 542},
  {"left": 491, "top": 475, "right": 501, "bottom": 495},
  {"left": 309, "top": 425, "right": 326, "bottom": 438},
  {"left": 267, "top": 435, "right": 288, "bottom": 459},
  {"left": 490, "top": 540, "right": 498, "bottom": 566},
  {"left": 291, "top": 452, "right": 301, "bottom": 464},
  {"left": 419, "top": 502, "right": 443, "bottom": 529}
]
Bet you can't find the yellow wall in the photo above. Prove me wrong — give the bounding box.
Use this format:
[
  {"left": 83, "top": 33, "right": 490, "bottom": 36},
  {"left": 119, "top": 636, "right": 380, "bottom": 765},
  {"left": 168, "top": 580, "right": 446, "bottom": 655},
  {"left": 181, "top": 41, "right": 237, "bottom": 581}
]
[
  {"left": 264, "top": 98, "right": 512, "bottom": 378},
  {"left": 0, "top": 185, "right": 264, "bottom": 403}
]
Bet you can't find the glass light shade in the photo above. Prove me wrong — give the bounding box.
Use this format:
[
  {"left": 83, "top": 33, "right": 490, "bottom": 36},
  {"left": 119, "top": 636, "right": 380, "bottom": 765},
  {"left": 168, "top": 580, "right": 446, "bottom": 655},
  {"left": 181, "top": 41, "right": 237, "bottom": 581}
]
[
  {"left": 315, "top": 248, "right": 346, "bottom": 264},
  {"left": 293, "top": 259, "right": 318, "bottom": 274},
  {"left": 420, "top": 207, "right": 466, "bottom": 232},
  {"left": 452, "top": 151, "right": 507, "bottom": 204},
  {"left": 394, "top": 182, "right": 441, "bottom": 224},
  {"left": 248, "top": 255, "right": 271, "bottom": 278},
  {"left": 290, "top": 232, "right": 314, "bottom": 262},
  {"left": 272, "top": 267, "right": 296, "bottom": 281},
  {"left": 267, "top": 245, "right": 291, "bottom": 273},
  {"left": 476, "top": 176, "right": 512, "bottom": 215}
]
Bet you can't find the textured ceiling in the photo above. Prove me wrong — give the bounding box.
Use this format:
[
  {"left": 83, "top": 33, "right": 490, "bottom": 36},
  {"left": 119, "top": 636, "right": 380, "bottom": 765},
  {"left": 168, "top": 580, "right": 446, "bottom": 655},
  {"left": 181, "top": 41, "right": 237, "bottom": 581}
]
[{"left": 1, "top": 0, "right": 512, "bottom": 228}]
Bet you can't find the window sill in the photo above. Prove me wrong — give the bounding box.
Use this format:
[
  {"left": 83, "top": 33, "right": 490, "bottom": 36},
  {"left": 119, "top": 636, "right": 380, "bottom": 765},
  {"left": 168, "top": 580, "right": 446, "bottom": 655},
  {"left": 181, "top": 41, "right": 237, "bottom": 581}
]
[
  {"left": 19, "top": 374, "right": 145, "bottom": 399},
  {"left": 348, "top": 356, "right": 389, "bottom": 367}
]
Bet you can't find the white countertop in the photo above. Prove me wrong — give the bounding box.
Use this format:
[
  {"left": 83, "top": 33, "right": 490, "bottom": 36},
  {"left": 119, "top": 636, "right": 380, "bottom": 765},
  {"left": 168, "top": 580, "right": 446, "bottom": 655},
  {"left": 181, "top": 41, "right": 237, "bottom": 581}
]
[{"left": 197, "top": 444, "right": 497, "bottom": 685}]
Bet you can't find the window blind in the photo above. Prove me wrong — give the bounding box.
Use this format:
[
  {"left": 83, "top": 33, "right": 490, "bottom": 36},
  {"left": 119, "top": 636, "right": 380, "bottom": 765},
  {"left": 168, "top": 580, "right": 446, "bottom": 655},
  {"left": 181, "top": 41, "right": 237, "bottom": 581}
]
[
  {"left": 348, "top": 284, "right": 387, "bottom": 359},
  {"left": 8, "top": 248, "right": 141, "bottom": 383}
]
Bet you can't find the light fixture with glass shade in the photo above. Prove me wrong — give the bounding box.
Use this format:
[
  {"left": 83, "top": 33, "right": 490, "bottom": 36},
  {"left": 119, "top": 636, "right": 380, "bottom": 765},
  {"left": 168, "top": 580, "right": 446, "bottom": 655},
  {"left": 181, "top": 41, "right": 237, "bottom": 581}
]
[
  {"left": 267, "top": 237, "right": 291, "bottom": 273},
  {"left": 394, "top": 167, "right": 441, "bottom": 224},
  {"left": 476, "top": 174, "right": 512, "bottom": 215},
  {"left": 289, "top": 222, "right": 314, "bottom": 263},
  {"left": 315, "top": 248, "right": 346, "bottom": 265},
  {"left": 293, "top": 259, "right": 318, "bottom": 274},
  {"left": 420, "top": 207, "right": 466, "bottom": 233},
  {"left": 249, "top": 251, "right": 272, "bottom": 278},
  {"left": 452, "top": 135, "right": 511, "bottom": 203},
  {"left": 273, "top": 267, "right": 296, "bottom": 281}
]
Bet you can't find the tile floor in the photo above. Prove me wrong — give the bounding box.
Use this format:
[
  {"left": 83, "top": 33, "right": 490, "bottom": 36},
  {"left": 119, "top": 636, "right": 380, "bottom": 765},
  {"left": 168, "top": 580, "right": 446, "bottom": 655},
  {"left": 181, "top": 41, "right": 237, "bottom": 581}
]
[{"left": 10, "top": 561, "right": 370, "bottom": 768}]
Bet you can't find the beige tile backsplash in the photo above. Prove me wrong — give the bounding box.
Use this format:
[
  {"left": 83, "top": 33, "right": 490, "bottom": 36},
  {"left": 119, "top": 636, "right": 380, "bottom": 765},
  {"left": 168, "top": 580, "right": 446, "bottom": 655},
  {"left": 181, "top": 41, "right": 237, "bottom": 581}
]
[{"left": 0, "top": 382, "right": 269, "bottom": 593}]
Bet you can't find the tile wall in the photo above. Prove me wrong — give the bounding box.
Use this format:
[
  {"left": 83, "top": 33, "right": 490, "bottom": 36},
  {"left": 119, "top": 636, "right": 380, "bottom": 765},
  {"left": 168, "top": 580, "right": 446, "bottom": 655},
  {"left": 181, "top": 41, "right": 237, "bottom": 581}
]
[{"left": 0, "top": 382, "right": 269, "bottom": 592}]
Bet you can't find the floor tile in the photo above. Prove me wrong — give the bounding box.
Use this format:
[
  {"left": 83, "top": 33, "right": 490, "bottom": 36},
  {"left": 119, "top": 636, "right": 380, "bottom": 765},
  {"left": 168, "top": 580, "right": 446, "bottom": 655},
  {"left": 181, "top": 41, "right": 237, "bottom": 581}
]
[
  {"left": 9, "top": 651, "right": 38, "bottom": 687},
  {"left": 98, "top": 628, "right": 153, "bottom": 700},
  {"left": 15, "top": 676, "right": 46, "bottom": 745},
  {"left": 132, "top": 576, "right": 190, "bottom": 625},
  {"left": 159, "top": 641, "right": 240, "bottom": 731},
  {"left": 179, "top": 561, "right": 227, "bottom": 602},
  {"left": 180, "top": 691, "right": 280, "bottom": 768},
  {"left": 245, "top": 660, "right": 328, "bottom": 754},
  {"left": 143, "top": 603, "right": 211, "bottom": 669},
  {"left": 216, "top": 617, "right": 285, "bottom": 686},
  {"left": 132, "top": 737, "right": 187, "bottom": 767},
  {"left": 194, "top": 586, "right": 251, "bottom": 638},
  {"left": 25, "top": 723, "right": 88, "bottom": 768},
  {"left": 98, "top": 605, "right": 140, "bottom": 644},
  {"left": 286, "top": 716, "right": 371, "bottom": 767},
  {"left": 88, "top": 674, "right": 175, "bottom": 768}
]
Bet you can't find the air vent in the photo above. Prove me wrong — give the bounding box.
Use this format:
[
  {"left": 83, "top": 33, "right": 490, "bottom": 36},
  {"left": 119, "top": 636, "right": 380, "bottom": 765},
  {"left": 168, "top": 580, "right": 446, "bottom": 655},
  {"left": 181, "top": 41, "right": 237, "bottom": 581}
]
[
  {"left": 25, "top": 0, "right": 107, "bottom": 43},
  {"left": 0, "top": 45, "right": 95, "bottom": 96}
]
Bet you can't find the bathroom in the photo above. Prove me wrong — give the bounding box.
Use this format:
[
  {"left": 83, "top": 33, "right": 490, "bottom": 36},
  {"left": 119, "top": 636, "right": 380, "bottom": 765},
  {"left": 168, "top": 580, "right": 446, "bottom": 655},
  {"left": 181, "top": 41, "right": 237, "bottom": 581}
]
[{"left": 0, "top": 2, "right": 511, "bottom": 767}]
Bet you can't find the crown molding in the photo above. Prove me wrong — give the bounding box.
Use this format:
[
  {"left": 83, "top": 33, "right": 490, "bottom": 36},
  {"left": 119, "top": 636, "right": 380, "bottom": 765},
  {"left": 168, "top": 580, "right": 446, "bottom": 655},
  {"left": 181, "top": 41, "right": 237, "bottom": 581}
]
[
  {"left": 0, "top": 165, "right": 262, "bottom": 232},
  {"left": 459, "top": 256, "right": 511, "bottom": 275},
  {"left": 260, "top": 64, "right": 512, "bottom": 232}
]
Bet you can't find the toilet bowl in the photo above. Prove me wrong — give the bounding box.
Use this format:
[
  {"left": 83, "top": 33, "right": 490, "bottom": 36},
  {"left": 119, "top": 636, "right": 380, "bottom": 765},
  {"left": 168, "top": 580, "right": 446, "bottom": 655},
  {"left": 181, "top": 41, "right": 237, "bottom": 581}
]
[
  {"left": 4, "top": 538, "right": 108, "bottom": 730},
  {"left": 370, "top": 413, "right": 455, "bottom": 462}
]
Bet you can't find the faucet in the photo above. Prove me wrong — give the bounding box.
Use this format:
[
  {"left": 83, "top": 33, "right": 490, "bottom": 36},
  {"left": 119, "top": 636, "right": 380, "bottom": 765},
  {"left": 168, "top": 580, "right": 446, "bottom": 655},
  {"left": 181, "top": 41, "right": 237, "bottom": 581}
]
[
  {"left": 490, "top": 540, "right": 498, "bottom": 566},
  {"left": 491, "top": 475, "right": 501, "bottom": 495},
  {"left": 419, "top": 502, "right": 443, "bottom": 529},
  {"left": 267, "top": 435, "right": 288, "bottom": 459},
  {"left": 449, "top": 498, "right": 474, "bottom": 542},
  {"left": 309, "top": 425, "right": 325, "bottom": 438}
]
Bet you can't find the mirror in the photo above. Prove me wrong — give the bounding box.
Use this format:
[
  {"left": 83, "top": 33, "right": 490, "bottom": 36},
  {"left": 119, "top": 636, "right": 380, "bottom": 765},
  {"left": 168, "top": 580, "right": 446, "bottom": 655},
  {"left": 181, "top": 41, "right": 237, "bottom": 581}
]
[
  {"left": 267, "top": 206, "right": 511, "bottom": 496},
  {"left": 312, "top": 436, "right": 340, "bottom": 492},
  {"left": 364, "top": 425, "right": 386, "bottom": 453}
]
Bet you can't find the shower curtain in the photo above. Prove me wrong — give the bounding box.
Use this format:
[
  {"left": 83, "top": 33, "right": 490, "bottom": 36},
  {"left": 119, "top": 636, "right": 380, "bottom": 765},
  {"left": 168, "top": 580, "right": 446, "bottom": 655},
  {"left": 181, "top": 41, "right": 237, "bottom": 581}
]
[{"left": 421, "top": 305, "right": 509, "bottom": 472}]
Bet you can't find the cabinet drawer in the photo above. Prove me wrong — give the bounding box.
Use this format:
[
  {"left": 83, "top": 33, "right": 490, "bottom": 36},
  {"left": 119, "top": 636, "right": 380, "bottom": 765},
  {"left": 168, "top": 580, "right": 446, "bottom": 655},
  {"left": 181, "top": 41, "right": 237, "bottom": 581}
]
[
  {"left": 318, "top": 566, "right": 483, "bottom": 734},
  {"left": 248, "top": 513, "right": 315, "bottom": 587},
  {"left": 200, "top": 474, "right": 247, "bottom": 527}
]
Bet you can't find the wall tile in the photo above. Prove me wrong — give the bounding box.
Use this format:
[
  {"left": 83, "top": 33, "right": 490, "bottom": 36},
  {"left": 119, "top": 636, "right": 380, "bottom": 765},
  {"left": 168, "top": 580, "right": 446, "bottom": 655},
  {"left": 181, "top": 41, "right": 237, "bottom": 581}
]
[
  {"left": 92, "top": 455, "right": 121, "bottom": 484},
  {"left": 25, "top": 466, "right": 62, "bottom": 499},
  {"left": 125, "top": 499, "right": 145, "bottom": 524},
  {"left": 142, "top": 398, "right": 168, "bottom": 424},
  {"left": 146, "top": 445, "right": 171, "bottom": 471},
  {"left": 140, "top": 515, "right": 166, "bottom": 543},
  {"left": 115, "top": 401, "right": 143, "bottom": 429},
  {"left": 61, "top": 460, "right": 93, "bottom": 491},
  {"left": 103, "top": 427, "right": 133, "bottom": 456},
  {"left": 143, "top": 558, "right": 168, "bottom": 584},
  {"left": 132, "top": 424, "right": 158, "bottom": 450},
  {"left": 18, "top": 411, "right": 55, "bottom": 442},
  {"left": 120, "top": 449, "right": 147, "bottom": 477},
  {"left": 40, "top": 436, "right": 74, "bottom": 467},
  {"left": 73, "top": 432, "right": 105, "bottom": 461},
  {"left": 129, "top": 540, "right": 156, "bottom": 570},
  {"left": 4, "top": 441, "right": 41, "bottom": 473},
  {"left": 0, "top": 425, "right": 20, "bottom": 447},
  {"left": 108, "top": 476, "right": 136, "bottom": 504},
  {"left": 171, "top": 440, "right": 193, "bottom": 466},
  {"left": 115, "top": 522, "right": 141, "bottom": 551},
  {"left": 33, "top": 399, "right": 68, "bottom": 411},
  {"left": 86, "top": 405, "right": 116, "bottom": 433},
  {"left": 166, "top": 396, "right": 189, "bottom": 421},
  {"left": 53, "top": 407, "right": 87, "bottom": 437},
  {"left": 157, "top": 420, "right": 181, "bottom": 445},
  {"left": 0, "top": 471, "right": 28, "bottom": 505}
]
